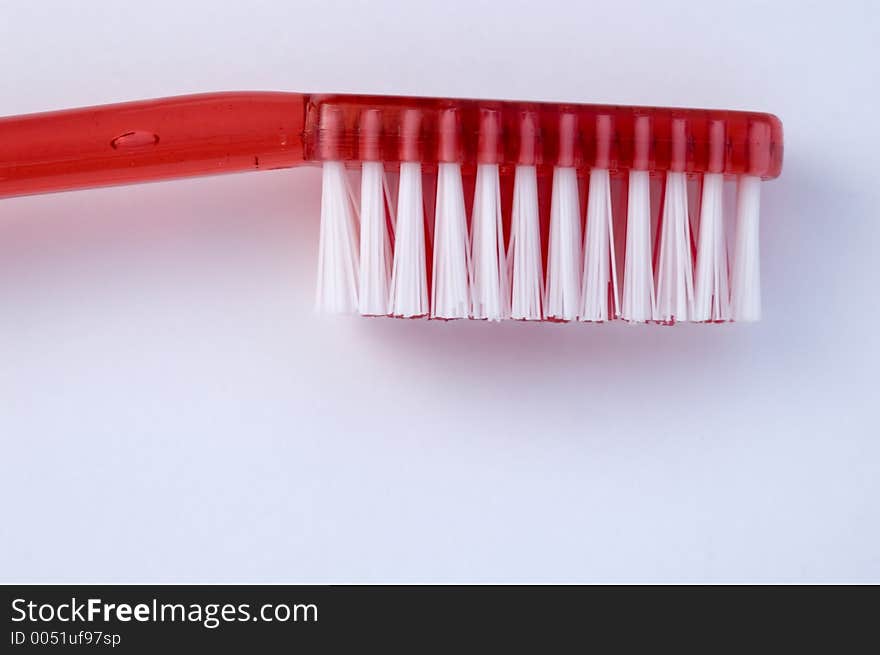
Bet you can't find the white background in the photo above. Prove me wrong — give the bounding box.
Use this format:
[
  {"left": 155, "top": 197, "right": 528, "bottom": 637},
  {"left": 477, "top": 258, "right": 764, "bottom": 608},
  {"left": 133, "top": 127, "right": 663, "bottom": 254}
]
[{"left": 1, "top": 0, "right": 878, "bottom": 582}]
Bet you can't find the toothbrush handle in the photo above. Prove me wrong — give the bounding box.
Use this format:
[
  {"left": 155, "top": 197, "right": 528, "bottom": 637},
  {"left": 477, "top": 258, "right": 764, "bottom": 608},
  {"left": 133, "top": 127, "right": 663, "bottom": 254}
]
[{"left": 0, "top": 92, "right": 307, "bottom": 199}]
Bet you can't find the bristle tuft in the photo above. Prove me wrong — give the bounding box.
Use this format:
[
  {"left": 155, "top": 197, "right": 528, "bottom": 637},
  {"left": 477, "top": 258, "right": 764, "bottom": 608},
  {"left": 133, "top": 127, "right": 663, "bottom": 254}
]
[
  {"left": 389, "top": 162, "right": 429, "bottom": 317},
  {"left": 655, "top": 171, "right": 694, "bottom": 323},
  {"left": 358, "top": 161, "right": 392, "bottom": 316},
  {"left": 508, "top": 164, "right": 543, "bottom": 320},
  {"left": 579, "top": 168, "right": 618, "bottom": 321},
  {"left": 693, "top": 172, "right": 730, "bottom": 322},
  {"left": 731, "top": 175, "right": 761, "bottom": 322},
  {"left": 545, "top": 166, "right": 582, "bottom": 321},
  {"left": 470, "top": 163, "right": 508, "bottom": 321},
  {"left": 431, "top": 162, "right": 471, "bottom": 319},
  {"left": 315, "top": 161, "right": 359, "bottom": 313},
  {"left": 621, "top": 170, "right": 655, "bottom": 322}
]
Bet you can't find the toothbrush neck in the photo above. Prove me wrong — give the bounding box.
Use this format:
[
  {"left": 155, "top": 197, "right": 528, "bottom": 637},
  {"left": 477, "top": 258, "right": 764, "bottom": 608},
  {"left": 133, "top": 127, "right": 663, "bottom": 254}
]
[{"left": 0, "top": 91, "right": 307, "bottom": 199}]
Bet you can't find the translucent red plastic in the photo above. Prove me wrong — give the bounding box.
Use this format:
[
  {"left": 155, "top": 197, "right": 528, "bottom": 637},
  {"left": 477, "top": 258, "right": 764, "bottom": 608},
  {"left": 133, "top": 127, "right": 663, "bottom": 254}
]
[{"left": 0, "top": 91, "right": 782, "bottom": 199}]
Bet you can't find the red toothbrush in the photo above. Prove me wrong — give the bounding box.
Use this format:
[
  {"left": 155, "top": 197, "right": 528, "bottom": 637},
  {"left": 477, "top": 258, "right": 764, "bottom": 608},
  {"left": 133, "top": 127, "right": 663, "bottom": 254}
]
[{"left": 0, "top": 91, "right": 782, "bottom": 323}]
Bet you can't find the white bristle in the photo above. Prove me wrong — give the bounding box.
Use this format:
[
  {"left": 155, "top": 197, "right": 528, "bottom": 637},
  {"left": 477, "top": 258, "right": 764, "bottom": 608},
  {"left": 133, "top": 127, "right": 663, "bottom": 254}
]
[
  {"left": 431, "top": 162, "right": 471, "bottom": 319},
  {"left": 358, "top": 161, "right": 393, "bottom": 316},
  {"left": 389, "top": 161, "right": 428, "bottom": 317},
  {"left": 578, "top": 168, "right": 619, "bottom": 322},
  {"left": 621, "top": 169, "right": 655, "bottom": 322},
  {"left": 731, "top": 175, "right": 762, "bottom": 322},
  {"left": 693, "top": 172, "right": 730, "bottom": 322},
  {"left": 470, "top": 163, "right": 508, "bottom": 321},
  {"left": 508, "top": 164, "right": 543, "bottom": 320},
  {"left": 315, "top": 161, "right": 359, "bottom": 313},
  {"left": 545, "top": 166, "right": 582, "bottom": 321},
  {"left": 655, "top": 171, "right": 694, "bottom": 323}
]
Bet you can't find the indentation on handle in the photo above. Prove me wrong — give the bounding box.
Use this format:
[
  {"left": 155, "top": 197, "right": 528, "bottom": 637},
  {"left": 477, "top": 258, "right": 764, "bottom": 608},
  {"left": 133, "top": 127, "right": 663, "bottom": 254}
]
[{"left": 110, "top": 130, "right": 160, "bottom": 150}]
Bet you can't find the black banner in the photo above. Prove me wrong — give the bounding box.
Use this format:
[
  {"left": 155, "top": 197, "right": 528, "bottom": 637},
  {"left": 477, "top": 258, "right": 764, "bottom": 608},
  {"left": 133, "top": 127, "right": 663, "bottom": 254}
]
[{"left": 1, "top": 585, "right": 875, "bottom": 651}]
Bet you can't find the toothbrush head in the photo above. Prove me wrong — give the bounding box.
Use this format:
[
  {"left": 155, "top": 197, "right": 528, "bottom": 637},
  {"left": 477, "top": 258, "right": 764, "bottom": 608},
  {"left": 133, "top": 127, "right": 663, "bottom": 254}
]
[{"left": 311, "top": 93, "right": 782, "bottom": 324}]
